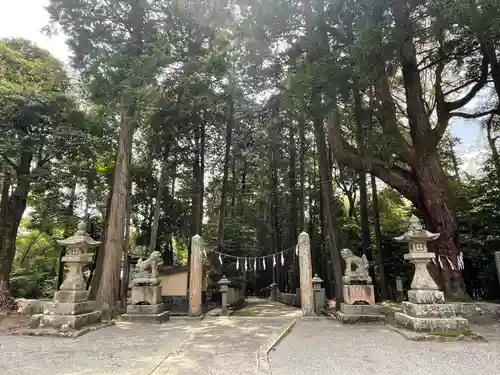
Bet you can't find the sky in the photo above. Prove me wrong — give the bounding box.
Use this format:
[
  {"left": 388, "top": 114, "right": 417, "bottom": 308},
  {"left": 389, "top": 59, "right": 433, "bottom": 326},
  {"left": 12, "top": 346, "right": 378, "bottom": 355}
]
[{"left": 0, "top": 1, "right": 487, "bottom": 170}]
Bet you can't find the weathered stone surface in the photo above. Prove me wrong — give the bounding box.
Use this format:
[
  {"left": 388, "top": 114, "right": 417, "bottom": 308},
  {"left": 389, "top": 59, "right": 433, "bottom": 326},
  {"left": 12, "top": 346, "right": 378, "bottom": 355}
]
[
  {"left": 132, "top": 251, "right": 163, "bottom": 286},
  {"left": 452, "top": 302, "right": 500, "bottom": 318},
  {"left": 53, "top": 289, "right": 89, "bottom": 303},
  {"left": 131, "top": 285, "right": 162, "bottom": 305},
  {"left": 402, "top": 301, "right": 456, "bottom": 318},
  {"left": 404, "top": 253, "right": 439, "bottom": 290},
  {"left": 340, "top": 248, "right": 372, "bottom": 285},
  {"left": 126, "top": 303, "right": 165, "bottom": 315},
  {"left": 340, "top": 303, "right": 382, "bottom": 316},
  {"left": 121, "top": 310, "right": 170, "bottom": 323},
  {"left": 342, "top": 284, "right": 375, "bottom": 305},
  {"left": 40, "top": 310, "right": 102, "bottom": 330},
  {"left": 395, "top": 312, "right": 469, "bottom": 333},
  {"left": 43, "top": 301, "right": 95, "bottom": 316},
  {"left": 337, "top": 312, "right": 385, "bottom": 323},
  {"left": 28, "top": 314, "right": 42, "bottom": 328},
  {"left": 298, "top": 232, "right": 314, "bottom": 316},
  {"left": 16, "top": 298, "right": 51, "bottom": 316},
  {"left": 407, "top": 289, "right": 445, "bottom": 304},
  {"left": 189, "top": 235, "right": 203, "bottom": 316}
]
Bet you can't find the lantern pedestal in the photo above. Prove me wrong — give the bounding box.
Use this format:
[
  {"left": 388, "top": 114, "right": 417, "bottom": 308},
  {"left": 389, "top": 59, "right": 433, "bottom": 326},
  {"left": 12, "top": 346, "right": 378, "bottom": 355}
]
[{"left": 394, "top": 216, "right": 469, "bottom": 333}]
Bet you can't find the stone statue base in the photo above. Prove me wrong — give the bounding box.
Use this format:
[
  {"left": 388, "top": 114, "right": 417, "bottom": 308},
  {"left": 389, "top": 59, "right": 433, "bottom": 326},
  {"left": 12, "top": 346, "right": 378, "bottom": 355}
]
[
  {"left": 395, "top": 290, "right": 468, "bottom": 333},
  {"left": 26, "top": 294, "right": 105, "bottom": 335},
  {"left": 338, "top": 284, "right": 384, "bottom": 323},
  {"left": 342, "top": 284, "right": 376, "bottom": 305},
  {"left": 122, "top": 285, "right": 170, "bottom": 323}
]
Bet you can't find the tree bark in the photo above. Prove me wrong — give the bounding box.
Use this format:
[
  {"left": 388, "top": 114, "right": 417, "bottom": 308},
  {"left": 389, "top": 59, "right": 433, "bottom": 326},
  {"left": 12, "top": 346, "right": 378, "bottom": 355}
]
[
  {"left": 216, "top": 94, "right": 234, "bottom": 252},
  {"left": 311, "top": 98, "right": 343, "bottom": 308},
  {"left": 95, "top": 113, "right": 135, "bottom": 316},
  {"left": 371, "top": 175, "right": 388, "bottom": 300},
  {"left": 0, "top": 151, "right": 32, "bottom": 291}
]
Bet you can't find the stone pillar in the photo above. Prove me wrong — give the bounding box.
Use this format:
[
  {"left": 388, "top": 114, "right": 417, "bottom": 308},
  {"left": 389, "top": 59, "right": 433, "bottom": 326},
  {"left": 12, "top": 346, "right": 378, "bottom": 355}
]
[
  {"left": 312, "top": 274, "right": 324, "bottom": 313},
  {"left": 188, "top": 234, "right": 203, "bottom": 316},
  {"left": 218, "top": 275, "right": 230, "bottom": 315},
  {"left": 298, "top": 232, "right": 314, "bottom": 316}
]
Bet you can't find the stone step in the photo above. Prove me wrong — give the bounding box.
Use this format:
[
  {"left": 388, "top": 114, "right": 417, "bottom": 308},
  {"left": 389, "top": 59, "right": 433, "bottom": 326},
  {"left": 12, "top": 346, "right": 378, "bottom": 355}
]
[
  {"left": 402, "top": 301, "right": 456, "bottom": 318},
  {"left": 126, "top": 303, "right": 165, "bottom": 315},
  {"left": 395, "top": 312, "right": 468, "bottom": 333},
  {"left": 121, "top": 311, "right": 170, "bottom": 323},
  {"left": 340, "top": 303, "right": 382, "bottom": 316},
  {"left": 337, "top": 312, "right": 385, "bottom": 324}
]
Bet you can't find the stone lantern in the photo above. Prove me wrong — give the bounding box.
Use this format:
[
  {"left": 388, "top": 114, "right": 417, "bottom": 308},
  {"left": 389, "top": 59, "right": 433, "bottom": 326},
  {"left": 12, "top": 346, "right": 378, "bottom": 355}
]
[
  {"left": 394, "top": 215, "right": 468, "bottom": 333},
  {"left": 218, "top": 275, "right": 230, "bottom": 315},
  {"left": 394, "top": 215, "right": 442, "bottom": 303},
  {"left": 312, "top": 274, "right": 324, "bottom": 313},
  {"left": 29, "top": 222, "right": 104, "bottom": 333}
]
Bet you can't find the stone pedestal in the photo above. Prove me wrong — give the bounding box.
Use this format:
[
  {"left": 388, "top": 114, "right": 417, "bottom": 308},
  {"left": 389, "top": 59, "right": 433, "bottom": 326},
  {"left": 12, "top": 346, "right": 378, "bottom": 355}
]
[
  {"left": 338, "top": 248, "right": 384, "bottom": 323},
  {"left": 122, "top": 285, "right": 170, "bottom": 323},
  {"left": 394, "top": 215, "right": 469, "bottom": 333},
  {"left": 28, "top": 223, "right": 106, "bottom": 334},
  {"left": 338, "top": 284, "right": 384, "bottom": 323}
]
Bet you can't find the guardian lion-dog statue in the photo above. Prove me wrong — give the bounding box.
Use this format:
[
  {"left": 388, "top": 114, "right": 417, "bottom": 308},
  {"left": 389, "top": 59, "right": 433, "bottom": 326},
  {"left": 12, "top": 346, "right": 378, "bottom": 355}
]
[
  {"left": 133, "top": 251, "right": 163, "bottom": 286},
  {"left": 340, "top": 248, "right": 372, "bottom": 285}
]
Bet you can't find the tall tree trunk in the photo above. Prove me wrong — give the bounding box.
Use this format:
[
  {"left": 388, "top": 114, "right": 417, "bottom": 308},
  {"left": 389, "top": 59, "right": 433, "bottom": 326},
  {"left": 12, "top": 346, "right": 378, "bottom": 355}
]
[
  {"left": 95, "top": 112, "right": 135, "bottom": 316},
  {"left": 288, "top": 122, "right": 298, "bottom": 291},
  {"left": 354, "top": 89, "right": 375, "bottom": 289},
  {"left": 150, "top": 146, "right": 169, "bottom": 254},
  {"left": 120, "top": 172, "right": 132, "bottom": 310},
  {"left": 57, "top": 181, "right": 77, "bottom": 289},
  {"left": 88, "top": 180, "right": 113, "bottom": 296},
  {"left": 0, "top": 151, "right": 32, "bottom": 293},
  {"left": 311, "top": 99, "right": 343, "bottom": 309},
  {"left": 216, "top": 94, "right": 234, "bottom": 252},
  {"left": 486, "top": 115, "right": 500, "bottom": 184},
  {"left": 371, "top": 175, "right": 388, "bottom": 300},
  {"left": 393, "top": 0, "right": 465, "bottom": 300},
  {"left": 299, "top": 119, "right": 306, "bottom": 231}
]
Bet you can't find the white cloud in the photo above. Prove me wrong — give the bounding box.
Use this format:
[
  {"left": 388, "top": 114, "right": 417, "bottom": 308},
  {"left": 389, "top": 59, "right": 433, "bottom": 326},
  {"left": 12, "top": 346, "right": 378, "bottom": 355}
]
[{"left": 0, "top": 0, "right": 70, "bottom": 63}]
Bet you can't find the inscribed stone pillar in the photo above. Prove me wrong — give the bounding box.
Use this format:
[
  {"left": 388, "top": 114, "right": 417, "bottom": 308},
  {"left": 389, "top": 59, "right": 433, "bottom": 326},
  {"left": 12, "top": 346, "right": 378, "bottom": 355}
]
[
  {"left": 188, "top": 235, "right": 203, "bottom": 316},
  {"left": 298, "top": 232, "right": 314, "bottom": 316}
]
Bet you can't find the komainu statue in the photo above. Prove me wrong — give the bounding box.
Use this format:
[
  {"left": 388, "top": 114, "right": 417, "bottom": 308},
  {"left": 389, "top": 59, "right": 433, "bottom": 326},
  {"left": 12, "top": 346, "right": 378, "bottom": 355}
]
[
  {"left": 133, "top": 251, "right": 163, "bottom": 286},
  {"left": 340, "top": 248, "right": 372, "bottom": 285}
]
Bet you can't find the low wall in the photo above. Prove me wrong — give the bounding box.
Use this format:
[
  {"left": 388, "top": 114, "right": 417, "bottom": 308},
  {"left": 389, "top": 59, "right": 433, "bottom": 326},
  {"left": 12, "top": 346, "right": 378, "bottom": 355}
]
[
  {"left": 451, "top": 302, "right": 500, "bottom": 318},
  {"left": 227, "top": 286, "right": 245, "bottom": 306},
  {"left": 163, "top": 295, "right": 189, "bottom": 312},
  {"left": 278, "top": 292, "right": 300, "bottom": 307}
]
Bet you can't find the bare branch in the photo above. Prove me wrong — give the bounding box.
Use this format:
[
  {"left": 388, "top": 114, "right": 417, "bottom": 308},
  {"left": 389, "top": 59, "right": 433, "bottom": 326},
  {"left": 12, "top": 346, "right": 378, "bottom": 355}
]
[
  {"left": 445, "top": 56, "right": 489, "bottom": 111},
  {"left": 450, "top": 109, "right": 499, "bottom": 119}
]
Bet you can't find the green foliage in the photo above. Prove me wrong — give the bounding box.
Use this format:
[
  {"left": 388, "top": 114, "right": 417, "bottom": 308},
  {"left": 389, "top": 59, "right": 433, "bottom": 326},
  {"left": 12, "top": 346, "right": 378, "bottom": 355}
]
[{"left": 10, "top": 227, "right": 59, "bottom": 299}]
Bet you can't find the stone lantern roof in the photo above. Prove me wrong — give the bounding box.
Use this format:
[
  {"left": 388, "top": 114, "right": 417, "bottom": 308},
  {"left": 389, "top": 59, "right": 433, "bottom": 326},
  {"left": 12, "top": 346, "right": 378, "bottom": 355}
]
[
  {"left": 56, "top": 222, "right": 101, "bottom": 248},
  {"left": 394, "top": 215, "right": 440, "bottom": 243}
]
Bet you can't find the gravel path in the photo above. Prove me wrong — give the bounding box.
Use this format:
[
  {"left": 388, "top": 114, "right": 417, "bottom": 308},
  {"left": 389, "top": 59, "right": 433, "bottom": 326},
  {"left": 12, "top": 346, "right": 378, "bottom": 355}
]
[
  {"left": 0, "top": 320, "right": 201, "bottom": 375},
  {"left": 151, "top": 317, "right": 294, "bottom": 375},
  {"left": 270, "top": 319, "right": 500, "bottom": 375}
]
